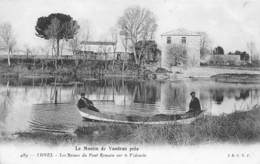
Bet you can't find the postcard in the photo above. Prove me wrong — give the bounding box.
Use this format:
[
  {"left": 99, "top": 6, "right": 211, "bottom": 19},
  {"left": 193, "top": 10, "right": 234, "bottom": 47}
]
[{"left": 0, "top": 0, "right": 260, "bottom": 163}]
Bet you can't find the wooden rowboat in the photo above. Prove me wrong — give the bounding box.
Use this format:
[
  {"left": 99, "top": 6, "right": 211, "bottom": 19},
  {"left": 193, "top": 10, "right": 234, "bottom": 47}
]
[{"left": 77, "top": 106, "right": 205, "bottom": 125}]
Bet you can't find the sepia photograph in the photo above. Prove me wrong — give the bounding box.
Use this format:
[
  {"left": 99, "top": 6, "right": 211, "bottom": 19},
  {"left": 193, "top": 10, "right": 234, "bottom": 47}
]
[{"left": 0, "top": 0, "right": 260, "bottom": 163}]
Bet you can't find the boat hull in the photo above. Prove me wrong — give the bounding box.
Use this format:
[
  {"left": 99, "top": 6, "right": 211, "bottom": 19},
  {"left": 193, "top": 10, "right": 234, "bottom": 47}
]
[{"left": 78, "top": 106, "right": 205, "bottom": 125}]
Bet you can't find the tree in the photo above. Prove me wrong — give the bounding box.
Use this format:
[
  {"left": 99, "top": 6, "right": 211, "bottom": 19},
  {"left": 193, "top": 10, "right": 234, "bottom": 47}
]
[
  {"left": 35, "top": 13, "right": 79, "bottom": 57},
  {"left": 69, "top": 19, "right": 92, "bottom": 54},
  {"left": 110, "top": 28, "right": 118, "bottom": 54},
  {"left": 167, "top": 44, "right": 187, "bottom": 66},
  {"left": 233, "top": 51, "right": 249, "bottom": 61},
  {"left": 118, "top": 6, "right": 157, "bottom": 65},
  {"left": 228, "top": 50, "right": 250, "bottom": 62},
  {"left": 109, "top": 27, "right": 118, "bottom": 71},
  {"left": 198, "top": 32, "right": 212, "bottom": 59},
  {"left": 79, "top": 19, "right": 92, "bottom": 50},
  {"left": 247, "top": 41, "right": 258, "bottom": 63},
  {"left": 68, "top": 33, "right": 80, "bottom": 56},
  {"left": 135, "top": 40, "right": 160, "bottom": 64},
  {"left": 0, "top": 23, "right": 16, "bottom": 66},
  {"left": 213, "top": 46, "right": 224, "bottom": 55},
  {"left": 240, "top": 51, "right": 249, "bottom": 61}
]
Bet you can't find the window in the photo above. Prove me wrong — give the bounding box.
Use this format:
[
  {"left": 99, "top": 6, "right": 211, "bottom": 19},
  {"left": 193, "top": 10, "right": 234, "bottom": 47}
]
[
  {"left": 167, "top": 37, "right": 171, "bottom": 44},
  {"left": 181, "top": 37, "right": 186, "bottom": 44}
]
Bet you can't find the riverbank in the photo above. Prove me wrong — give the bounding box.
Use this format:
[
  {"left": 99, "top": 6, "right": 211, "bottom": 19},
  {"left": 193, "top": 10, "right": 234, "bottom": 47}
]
[
  {"left": 1, "top": 58, "right": 260, "bottom": 81},
  {"left": 2, "top": 105, "right": 260, "bottom": 145},
  {"left": 211, "top": 74, "right": 260, "bottom": 84},
  {"left": 171, "top": 66, "right": 260, "bottom": 79},
  {"left": 0, "top": 59, "right": 144, "bottom": 79}
]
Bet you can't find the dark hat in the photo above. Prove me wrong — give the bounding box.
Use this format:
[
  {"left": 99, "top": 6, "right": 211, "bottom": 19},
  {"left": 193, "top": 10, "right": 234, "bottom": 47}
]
[
  {"left": 190, "top": 91, "right": 195, "bottom": 95},
  {"left": 80, "top": 92, "right": 85, "bottom": 96}
]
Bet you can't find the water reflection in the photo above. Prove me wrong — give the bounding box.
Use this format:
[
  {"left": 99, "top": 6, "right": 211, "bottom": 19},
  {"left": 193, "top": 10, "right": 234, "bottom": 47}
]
[
  {"left": 0, "top": 77, "right": 260, "bottom": 134},
  {"left": 235, "top": 90, "right": 249, "bottom": 100},
  {"left": 210, "top": 90, "right": 224, "bottom": 104}
]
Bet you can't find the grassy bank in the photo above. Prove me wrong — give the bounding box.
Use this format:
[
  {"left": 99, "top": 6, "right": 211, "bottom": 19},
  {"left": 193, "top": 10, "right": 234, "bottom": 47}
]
[
  {"left": 173, "top": 66, "right": 260, "bottom": 79},
  {"left": 211, "top": 73, "right": 260, "bottom": 83},
  {"left": 3, "top": 105, "right": 260, "bottom": 145},
  {"left": 0, "top": 59, "right": 142, "bottom": 78}
]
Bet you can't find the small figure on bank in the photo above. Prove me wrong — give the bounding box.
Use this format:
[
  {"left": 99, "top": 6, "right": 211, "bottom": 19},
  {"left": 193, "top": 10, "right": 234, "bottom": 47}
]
[
  {"left": 77, "top": 92, "right": 99, "bottom": 112},
  {"left": 188, "top": 91, "right": 201, "bottom": 113}
]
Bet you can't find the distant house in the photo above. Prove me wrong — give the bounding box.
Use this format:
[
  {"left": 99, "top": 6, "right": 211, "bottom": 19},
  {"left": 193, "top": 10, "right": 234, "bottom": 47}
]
[
  {"left": 76, "top": 41, "right": 114, "bottom": 60},
  {"left": 77, "top": 41, "right": 129, "bottom": 61},
  {"left": 80, "top": 41, "right": 115, "bottom": 53},
  {"left": 161, "top": 28, "right": 201, "bottom": 68}
]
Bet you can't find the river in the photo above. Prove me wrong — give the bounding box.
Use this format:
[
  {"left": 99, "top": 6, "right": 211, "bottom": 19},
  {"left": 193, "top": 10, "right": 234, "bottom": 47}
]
[{"left": 0, "top": 77, "right": 259, "bottom": 135}]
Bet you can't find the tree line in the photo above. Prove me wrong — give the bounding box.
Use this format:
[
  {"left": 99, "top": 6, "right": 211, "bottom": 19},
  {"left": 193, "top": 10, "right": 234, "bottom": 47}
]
[{"left": 0, "top": 5, "right": 259, "bottom": 68}]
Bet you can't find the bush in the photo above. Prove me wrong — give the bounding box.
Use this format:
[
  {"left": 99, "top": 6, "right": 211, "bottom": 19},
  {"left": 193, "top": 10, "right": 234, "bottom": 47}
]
[{"left": 155, "top": 67, "right": 172, "bottom": 73}]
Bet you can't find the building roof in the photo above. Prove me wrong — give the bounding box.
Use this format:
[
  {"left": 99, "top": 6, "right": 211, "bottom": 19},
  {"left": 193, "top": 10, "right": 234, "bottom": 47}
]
[
  {"left": 161, "top": 28, "right": 200, "bottom": 36},
  {"left": 80, "top": 41, "right": 116, "bottom": 46}
]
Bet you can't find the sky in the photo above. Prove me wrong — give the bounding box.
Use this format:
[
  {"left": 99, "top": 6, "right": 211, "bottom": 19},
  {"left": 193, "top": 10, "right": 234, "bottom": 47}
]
[{"left": 0, "top": 0, "right": 260, "bottom": 52}]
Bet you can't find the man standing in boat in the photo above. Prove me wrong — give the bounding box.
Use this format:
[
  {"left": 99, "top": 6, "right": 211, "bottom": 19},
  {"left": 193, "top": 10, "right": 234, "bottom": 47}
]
[
  {"left": 77, "top": 93, "right": 99, "bottom": 112},
  {"left": 188, "top": 91, "right": 201, "bottom": 113}
]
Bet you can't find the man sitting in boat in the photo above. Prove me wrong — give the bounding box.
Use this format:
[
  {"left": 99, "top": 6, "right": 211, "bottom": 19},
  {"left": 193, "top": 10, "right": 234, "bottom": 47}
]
[
  {"left": 77, "top": 93, "right": 99, "bottom": 112},
  {"left": 188, "top": 91, "right": 201, "bottom": 113}
]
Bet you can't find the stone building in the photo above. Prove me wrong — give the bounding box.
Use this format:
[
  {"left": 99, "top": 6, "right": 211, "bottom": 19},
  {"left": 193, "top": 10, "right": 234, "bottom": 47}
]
[{"left": 161, "top": 28, "right": 201, "bottom": 69}]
